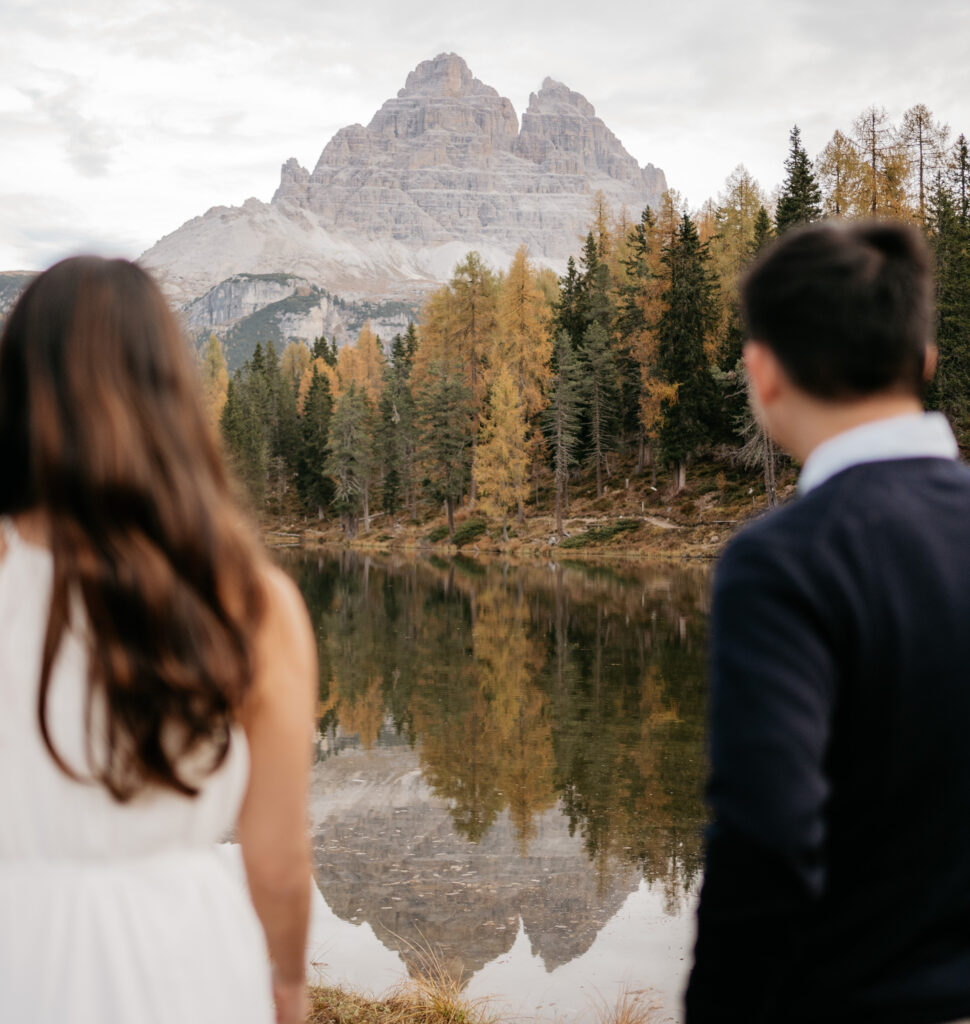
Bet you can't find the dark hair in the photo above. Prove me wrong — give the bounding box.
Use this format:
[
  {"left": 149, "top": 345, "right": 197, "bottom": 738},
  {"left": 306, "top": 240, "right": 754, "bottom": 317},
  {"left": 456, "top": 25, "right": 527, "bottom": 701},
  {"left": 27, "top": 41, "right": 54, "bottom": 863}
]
[
  {"left": 0, "top": 256, "right": 265, "bottom": 801},
  {"left": 740, "top": 220, "right": 934, "bottom": 399}
]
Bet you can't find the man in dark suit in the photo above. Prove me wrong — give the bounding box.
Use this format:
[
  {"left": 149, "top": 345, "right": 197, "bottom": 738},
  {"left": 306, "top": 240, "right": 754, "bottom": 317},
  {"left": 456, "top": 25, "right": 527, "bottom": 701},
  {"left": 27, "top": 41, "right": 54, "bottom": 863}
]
[{"left": 685, "top": 221, "right": 970, "bottom": 1024}]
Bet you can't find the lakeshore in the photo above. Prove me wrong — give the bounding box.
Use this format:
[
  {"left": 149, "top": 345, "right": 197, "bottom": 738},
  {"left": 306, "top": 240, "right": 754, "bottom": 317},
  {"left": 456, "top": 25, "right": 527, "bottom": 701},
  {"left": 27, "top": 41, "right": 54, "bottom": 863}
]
[{"left": 261, "top": 459, "right": 795, "bottom": 561}]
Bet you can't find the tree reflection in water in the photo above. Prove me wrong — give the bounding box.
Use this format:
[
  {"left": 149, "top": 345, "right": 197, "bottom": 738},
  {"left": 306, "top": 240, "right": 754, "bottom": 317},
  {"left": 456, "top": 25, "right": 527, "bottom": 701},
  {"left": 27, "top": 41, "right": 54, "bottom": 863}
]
[{"left": 283, "top": 550, "right": 708, "bottom": 911}]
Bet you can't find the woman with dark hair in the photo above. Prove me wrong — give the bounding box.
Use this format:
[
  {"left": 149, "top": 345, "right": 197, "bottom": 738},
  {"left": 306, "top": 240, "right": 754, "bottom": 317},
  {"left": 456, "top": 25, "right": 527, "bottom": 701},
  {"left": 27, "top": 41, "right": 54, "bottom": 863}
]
[{"left": 0, "top": 256, "right": 316, "bottom": 1023}]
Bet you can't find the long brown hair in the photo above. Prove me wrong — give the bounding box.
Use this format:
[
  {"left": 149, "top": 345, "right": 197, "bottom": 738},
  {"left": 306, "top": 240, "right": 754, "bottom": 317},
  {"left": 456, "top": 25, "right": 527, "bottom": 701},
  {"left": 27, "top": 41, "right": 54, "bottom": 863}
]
[{"left": 0, "top": 256, "right": 265, "bottom": 801}]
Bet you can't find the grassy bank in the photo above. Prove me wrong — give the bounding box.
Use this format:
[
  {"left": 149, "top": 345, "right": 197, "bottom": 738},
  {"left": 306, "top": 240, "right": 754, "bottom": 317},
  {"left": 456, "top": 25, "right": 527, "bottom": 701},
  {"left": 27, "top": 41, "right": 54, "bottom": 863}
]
[
  {"left": 307, "top": 981, "right": 665, "bottom": 1024},
  {"left": 264, "top": 455, "right": 795, "bottom": 561}
]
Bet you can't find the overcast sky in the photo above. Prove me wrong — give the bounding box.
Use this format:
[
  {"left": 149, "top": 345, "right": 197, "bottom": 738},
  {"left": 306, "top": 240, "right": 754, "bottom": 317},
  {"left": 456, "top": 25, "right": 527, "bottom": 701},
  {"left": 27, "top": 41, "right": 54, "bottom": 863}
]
[{"left": 1, "top": 0, "right": 967, "bottom": 271}]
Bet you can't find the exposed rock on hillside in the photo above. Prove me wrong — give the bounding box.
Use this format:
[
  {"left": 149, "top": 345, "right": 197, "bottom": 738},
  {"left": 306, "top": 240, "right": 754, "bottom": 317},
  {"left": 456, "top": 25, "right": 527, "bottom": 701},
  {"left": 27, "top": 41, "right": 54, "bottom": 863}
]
[
  {"left": 140, "top": 54, "right": 667, "bottom": 308},
  {"left": 184, "top": 273, "right": 417, "bottom": 371}
]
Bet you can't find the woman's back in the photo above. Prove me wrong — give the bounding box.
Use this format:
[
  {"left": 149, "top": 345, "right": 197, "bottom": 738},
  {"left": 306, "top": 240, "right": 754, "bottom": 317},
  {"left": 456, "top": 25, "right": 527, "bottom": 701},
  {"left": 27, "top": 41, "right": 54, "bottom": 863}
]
[
  {"left": 0, "top": 519, "right": 248, "bottom": 860},
  {"left": 0, "top": 526, "right": 276, "bottom": 1023}
]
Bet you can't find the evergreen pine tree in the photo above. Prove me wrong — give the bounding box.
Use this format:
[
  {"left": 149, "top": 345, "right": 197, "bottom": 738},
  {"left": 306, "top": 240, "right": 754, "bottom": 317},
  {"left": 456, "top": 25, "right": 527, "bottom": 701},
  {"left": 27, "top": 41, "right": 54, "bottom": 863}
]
[
  {"left": 416, "top": 362, "right": 473, "bottom": 538},
  {"left": 325, "top": 383, "right": 371, "bottom": 538},
  {"left": 544, "top": 330, "right": 582, "bottom": 537},
  {"left": 581, "top": 322, "right": 618, "bottom": 498},
  {"left": 655, "top": 213, "right": 720, "bottom": 490},
  {"left": 775, "top": 125, "right": 823, "bottom": 233},
  {"left": 379, "top": 334, "right": 418, "bottom": 518},
  {"left": 927, "top": 176, "right": 970, "bottom": 444},
  {"left": 297, "top": 365, "right": 335, "bottom": 519}
]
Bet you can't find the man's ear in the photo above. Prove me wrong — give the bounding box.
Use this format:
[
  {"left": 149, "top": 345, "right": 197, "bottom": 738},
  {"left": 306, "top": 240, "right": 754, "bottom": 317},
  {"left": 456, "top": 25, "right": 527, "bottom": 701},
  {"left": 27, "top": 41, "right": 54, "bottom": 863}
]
[
  {"left": 743, "top": 340, "right": 784, "bottom": 410},
  {"left": 924, "top": 343, "right": 939, "bottom": 382}
]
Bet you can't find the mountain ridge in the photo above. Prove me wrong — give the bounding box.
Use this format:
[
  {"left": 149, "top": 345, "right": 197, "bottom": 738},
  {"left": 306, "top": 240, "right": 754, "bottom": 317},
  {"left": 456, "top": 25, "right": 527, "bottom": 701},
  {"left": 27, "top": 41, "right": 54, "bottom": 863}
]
[{"left": 140, "top": 54, "right": 667, "bottom": 308}]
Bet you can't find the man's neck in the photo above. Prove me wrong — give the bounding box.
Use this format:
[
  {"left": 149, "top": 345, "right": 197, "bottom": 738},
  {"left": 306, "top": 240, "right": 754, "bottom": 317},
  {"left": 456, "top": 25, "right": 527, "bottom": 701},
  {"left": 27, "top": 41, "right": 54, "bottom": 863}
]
[{"left": 779, "top": 394, "right": 925, "bottom": 465}]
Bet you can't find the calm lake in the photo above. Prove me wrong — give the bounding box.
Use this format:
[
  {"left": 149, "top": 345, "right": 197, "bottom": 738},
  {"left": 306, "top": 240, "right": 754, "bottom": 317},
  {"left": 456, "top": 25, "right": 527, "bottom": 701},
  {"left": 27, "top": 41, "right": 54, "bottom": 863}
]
[{"left": 279, "top": 550, "right": 710, "bottom": 1023}]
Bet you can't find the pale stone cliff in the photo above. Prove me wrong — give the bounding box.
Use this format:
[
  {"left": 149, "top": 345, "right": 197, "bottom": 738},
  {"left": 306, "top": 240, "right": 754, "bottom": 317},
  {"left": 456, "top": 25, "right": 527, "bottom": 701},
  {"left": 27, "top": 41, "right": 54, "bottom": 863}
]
[{"left": 140, "top": 54, "right": 667, "bottom": 308}]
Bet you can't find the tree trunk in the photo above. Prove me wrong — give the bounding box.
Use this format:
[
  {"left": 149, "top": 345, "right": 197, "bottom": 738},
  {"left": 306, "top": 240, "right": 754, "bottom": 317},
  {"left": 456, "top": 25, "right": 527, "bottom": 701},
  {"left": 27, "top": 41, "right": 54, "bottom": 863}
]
[
  {"left": 446, "top": 496, "right": 455, "bottom": 539},
  {"left": 363, "top": 482, "right": 370, "bottom": 533},
  {"left": 637, "top": 429, "right": 645, "bottom": 473},
  {"left": 502, "top": 513, "right": 509, "bottom": 543},
  {"left": 674, "top": 460, "right": 686, "bottom": 493},
  {"left": 555, "top": 475, "right": 564, "bottom": 538}
]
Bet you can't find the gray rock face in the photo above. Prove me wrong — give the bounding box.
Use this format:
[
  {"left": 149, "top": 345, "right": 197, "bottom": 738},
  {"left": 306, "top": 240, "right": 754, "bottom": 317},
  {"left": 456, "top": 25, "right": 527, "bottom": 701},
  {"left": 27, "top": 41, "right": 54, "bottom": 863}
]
[{"left": 141, "top": 54, "right": 667, "bottom": 306}]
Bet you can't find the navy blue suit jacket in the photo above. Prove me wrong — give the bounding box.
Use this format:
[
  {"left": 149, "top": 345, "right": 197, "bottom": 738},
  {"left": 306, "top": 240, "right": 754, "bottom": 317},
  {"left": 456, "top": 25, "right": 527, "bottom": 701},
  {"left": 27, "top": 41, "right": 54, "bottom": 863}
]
[{"left": 686, "top": 457, "right": 970, "bottom": 1024}]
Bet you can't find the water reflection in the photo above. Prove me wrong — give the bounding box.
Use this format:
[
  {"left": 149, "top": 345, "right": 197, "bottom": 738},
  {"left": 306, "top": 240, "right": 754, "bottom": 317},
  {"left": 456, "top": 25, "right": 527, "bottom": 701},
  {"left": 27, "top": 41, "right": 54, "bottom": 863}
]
[{"left": 282, "top": 551, "right": 709, "bottom": 1017}]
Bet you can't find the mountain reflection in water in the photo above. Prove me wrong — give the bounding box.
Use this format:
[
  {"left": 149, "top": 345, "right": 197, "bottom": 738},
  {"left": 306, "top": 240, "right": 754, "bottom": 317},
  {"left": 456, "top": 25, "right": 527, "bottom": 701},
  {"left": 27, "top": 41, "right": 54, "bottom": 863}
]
[{"left": 280, "top": 551, "right": 709, "bottom": 1022}]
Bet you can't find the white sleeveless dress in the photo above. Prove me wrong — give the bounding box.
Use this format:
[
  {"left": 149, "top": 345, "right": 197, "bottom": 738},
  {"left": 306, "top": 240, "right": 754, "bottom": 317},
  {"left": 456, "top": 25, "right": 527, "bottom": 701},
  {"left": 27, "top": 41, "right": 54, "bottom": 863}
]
[{"left": 0, "top": 519, "right": 275, "bottom": 1023}]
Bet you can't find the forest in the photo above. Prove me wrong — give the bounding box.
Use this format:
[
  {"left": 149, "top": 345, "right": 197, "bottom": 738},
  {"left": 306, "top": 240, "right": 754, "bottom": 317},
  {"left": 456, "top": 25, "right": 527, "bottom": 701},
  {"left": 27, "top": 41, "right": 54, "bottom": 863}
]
[{"left": 202, "top": 105, "right": 970, "bottom": 539}]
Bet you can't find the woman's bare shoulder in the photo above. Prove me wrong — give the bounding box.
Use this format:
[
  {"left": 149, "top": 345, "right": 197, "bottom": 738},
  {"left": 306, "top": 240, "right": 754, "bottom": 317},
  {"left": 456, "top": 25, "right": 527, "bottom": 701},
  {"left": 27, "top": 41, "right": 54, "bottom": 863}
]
[{"left": 247, "top": 560, "right": 317, "bottom": 710}]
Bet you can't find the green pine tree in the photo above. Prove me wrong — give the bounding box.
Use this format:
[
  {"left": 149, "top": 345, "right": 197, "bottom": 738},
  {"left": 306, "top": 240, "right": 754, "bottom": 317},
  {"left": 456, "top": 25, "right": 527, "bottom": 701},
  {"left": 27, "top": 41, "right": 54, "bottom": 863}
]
[
  {"left": 416, "top": 361, "right": 473, "bottom": 538},
  {"left": 655, "top": 213, "right": 720, "bottom": 490},
  {"left": 581, "top": 322, "right": 618, "bottom": 498},
  {"left": 324, "top": 383, "right": 371, "bottom": 539},
  {"left": 927, "top": 176, "right": 970, "bottom": 445},
  {"left": 297, "top": 365, "right": 335, "bottom": 519},
  {"left": 775, "top": 125, "right": 823, "bottom": 234},
  {"left": 544, "top": 330, "right": 583, "bottom": 537}
]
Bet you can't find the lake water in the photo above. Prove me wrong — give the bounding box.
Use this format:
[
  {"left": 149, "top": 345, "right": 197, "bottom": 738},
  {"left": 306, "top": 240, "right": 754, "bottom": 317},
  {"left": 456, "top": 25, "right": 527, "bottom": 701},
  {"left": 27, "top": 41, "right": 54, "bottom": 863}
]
[{"left": 279, "top": 550, "right": 710, "bottom": 1023}]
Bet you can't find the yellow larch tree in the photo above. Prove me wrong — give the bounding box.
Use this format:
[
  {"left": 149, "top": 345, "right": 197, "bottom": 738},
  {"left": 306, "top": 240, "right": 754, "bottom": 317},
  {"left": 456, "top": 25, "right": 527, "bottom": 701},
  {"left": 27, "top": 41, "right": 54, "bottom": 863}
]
[
  {"left": 335, "top": 322, "right": 386, "bottom": 402},
  {"left": 475, "top": 366, "right": 529, "bottom": 541},
  {"left": 199, "top": 334, "right": 229, "bottom": 428},
  {"left": 280, "top": 340, "right": 312, "bottom": 392},
  {"left": 491, "top": 245, "right": 552, "bottom": 421}
]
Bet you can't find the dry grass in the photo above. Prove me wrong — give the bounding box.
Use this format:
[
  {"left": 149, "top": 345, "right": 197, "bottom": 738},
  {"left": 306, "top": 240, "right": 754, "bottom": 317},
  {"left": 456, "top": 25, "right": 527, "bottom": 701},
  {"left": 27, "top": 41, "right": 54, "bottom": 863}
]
[
  {"left": 307, "top": 978, "right": 666, "bottom": 1024},
  {"left": 589, "top": 986, "right": 665, "bottom": 1024},
  {"left": 307, "top": 945, "right": 494, "bottom": 1024}
]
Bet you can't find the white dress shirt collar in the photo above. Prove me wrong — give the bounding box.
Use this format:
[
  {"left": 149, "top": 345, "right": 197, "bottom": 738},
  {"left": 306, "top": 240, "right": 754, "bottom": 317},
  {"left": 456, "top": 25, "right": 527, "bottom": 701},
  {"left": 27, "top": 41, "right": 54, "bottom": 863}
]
[{"left": 798, "top": 411, "right": 959, "bottom": 495}]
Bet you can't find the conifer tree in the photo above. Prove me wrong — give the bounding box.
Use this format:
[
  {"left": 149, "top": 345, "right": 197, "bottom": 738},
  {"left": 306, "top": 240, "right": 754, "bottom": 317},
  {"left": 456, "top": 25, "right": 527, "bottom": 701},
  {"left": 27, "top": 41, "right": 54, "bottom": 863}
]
[
  {"left": 220, "top": 367, "right": 268, "bottom": 507},
  {"left": 950, "top": 134, "right": 970, "bottom": 219},
  {"left": 312, "top": 335, "right": 339, "bottom": 366},
  {"left": 816, "top": 130, "right": 865, "bottom": 218},
  {"left": 475, "top": 367, "right": 529, "bottom": 541},
  {"left": 492, "top": 245, "right": 552, "bottom": 421},
  {"left": 297, "top": 365, "right": 334, "bottom": 519},
  {"left": 379, "top": 333, "right": 418, "bottom": 519},
  {"left": 199, "top": 334, "right": 229, "bottom": 428},
  {"left": 852, "top": 106, "right": 902, "bottom": 216},
  {"left": 927, "top": 177, "right": 970, "bottom": 443},
  {"left": 544, "top": 330, "right": 582, "bottom": 537},
  {"left": 581, "top": 322, "right": 618, "bottom": 498},
  {"left": 617, "top": 207, "right": 668, "bottom": 473},
  {"left": 416, "top": 362, "right": 473, "bottom": 538},
  {"left": 750, "top": 206, "right": 774, "bottom": 255},
  {"left": 900, "top": 104, "right": 950, "bottom": 220},
  {"left": 281, "top": 341, "right": 312, "bottom": 391},
  {"left": 325, "top": 383, "right": 371, "bottom": 539},
  {"left": 775, "top": 125, "right": 823, "bottom": 233},
  {"left": 655, "top": 213, "right": 719, "bottom": 490}
]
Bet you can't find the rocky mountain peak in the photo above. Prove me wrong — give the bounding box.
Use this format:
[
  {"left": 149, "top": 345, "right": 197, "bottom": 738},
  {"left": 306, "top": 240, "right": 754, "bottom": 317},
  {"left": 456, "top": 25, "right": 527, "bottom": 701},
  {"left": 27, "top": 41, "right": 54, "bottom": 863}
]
[
  {"left": 397, "top": 52, "right": 491, "bottom": 100},
  {"left": 527, "top": 77, "right": 596, "bottom": 119},
  {"left": 272, "top": 157, "right": 310, "bottom": 204},
  {"left": 140, "top": 55, "right": 667, "bottom": 308}
]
